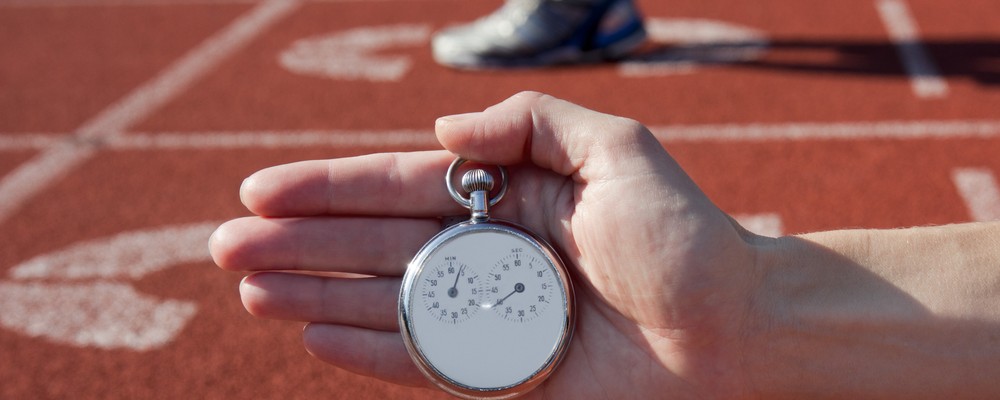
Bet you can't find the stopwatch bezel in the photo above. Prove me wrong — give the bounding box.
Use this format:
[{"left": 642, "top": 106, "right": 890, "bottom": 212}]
[{"left": 398, "top": 219, "right": 575, "bottom": 400}]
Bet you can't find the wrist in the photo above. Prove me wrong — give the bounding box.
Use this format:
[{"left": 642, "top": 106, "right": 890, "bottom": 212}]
[
  {"left": 739, "top": 234, "right": 797, "bottom": 400},
  {"left": 741, "top": 230, "right": 896, "bottom": 399},
  {"left": 741, "top": 224, "right": 1000, "bottom": 399}
]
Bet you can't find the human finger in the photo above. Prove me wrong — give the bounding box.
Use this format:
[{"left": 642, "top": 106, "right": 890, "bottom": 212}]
[
  {"left": 210, "top": 216, "right": 439, "bottom": 276},
  {"left": 434, "top": 91, "right": 668, "bottom": 182},
  {"left": 240, "top": 151, "right": 467, "bottom": 218},
  {"left": 303, "top": 323, "right": 430, "bottom": 388},
  {"left": 240, "top": 272, "right": 400, "bottom": 332}
]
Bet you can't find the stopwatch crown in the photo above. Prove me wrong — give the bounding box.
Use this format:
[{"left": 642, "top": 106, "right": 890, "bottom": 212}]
[{"left": 461, "top": 169, "right": 495, "bottom": 193}]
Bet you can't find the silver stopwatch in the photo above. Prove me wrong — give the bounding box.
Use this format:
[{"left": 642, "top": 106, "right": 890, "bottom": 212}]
[{"left": 398, "top": 158, "right": 575, "bottom": 399}]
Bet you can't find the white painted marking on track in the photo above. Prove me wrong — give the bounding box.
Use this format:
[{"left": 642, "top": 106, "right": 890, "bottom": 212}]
[
  {"left": 618, "top": 18, "right": 769, "bottom": 77},
  {"left": 952, "top": 168, "right": 1000, "bottom": 222},
  {"left": 0, "top": 282, "right": 198, "bottom": 351},
  {"left": 105, "top": 121, "right": 1000, "bottom": 148},
  {"left": 0, "top": 0, "right": 300, "bottom": 225},
  {"left": 75, "top": 0, "right": 300, "bottom": 139},
  {"left": 0, "top": 0, "right": 258, "bottom": 6},
  {"left": 876, "top": 0, "right": 948, "bottom": 99},
  {"left": 11, "top": 222, "right": 219, "bottom": 280},
  {"left": 0, "top": 223, "right": 217, "bottom": 351},
  {"left": 733, "top": 213, "right": 784, "bottom": 237},
  {"left": 0, "top": 133, "right": 70, "bottom": 150},
  {"left": 0, "top": 142, "right": 101, "bottom": 216},
  {"left": 111, "top": 129, "right": 441, "bottom": 149},
  {"left": 651, "top": 120, "right": 1000, "bottom": 142},
  {"left": 4, "top": 120, "right": 1000, "bottom": 152},
  {"left": 0, "top": 0, "right": 441, "bottom": 8},
  {"left": 279, "top": 24, "right": 432, "bottom": 82}
]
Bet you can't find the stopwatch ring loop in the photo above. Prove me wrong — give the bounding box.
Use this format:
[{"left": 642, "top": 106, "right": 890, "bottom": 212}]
[{"left": 446, "top": 158, "right": 508, "bottom": 208}]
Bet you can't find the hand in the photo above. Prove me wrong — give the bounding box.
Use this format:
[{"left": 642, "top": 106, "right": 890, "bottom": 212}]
[{"left": 210, "top": 92, "right": 768, "bottom": 399}]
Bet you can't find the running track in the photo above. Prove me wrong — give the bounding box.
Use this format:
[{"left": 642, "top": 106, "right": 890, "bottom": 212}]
[{"left": 1, "top": 0, "right": 999, "bottom": 398}]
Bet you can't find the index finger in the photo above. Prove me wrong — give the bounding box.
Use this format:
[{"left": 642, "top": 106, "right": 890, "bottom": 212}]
[{"left": 241, "top": 150, "right": 467, "bottom": 218}]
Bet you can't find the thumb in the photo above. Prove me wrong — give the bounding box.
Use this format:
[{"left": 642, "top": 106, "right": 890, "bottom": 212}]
[{"left": 434, "top": 91, "right": 666, "bottom": 182}]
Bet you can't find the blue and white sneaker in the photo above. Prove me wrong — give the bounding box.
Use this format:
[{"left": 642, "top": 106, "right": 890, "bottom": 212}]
[{"left": 431, "top": 0, "right": 647, "bottom": 69}]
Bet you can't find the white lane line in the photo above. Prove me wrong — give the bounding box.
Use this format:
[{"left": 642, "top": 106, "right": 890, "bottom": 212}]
[
  {"left": 106, "top": 121, "right": 1000, "bottom": 148},
  {"left": 0, "top": 0, "right": 256, "bottom": 6},
  {"left": 875, "top": 0, "right": 948, "bottom": 99},
  {"left": 76, "top": 0, "right": 301, "bottom": 139},
  {"left": 108, "top": 129, "right": 440, "bottom": 149},
  {"left": 0, "top": 133, "right": 71, "bottom": 150},
  {"left": 4, "top": 119, "right": 1000, "bottom": 152},
  {"left": 0, "top": 0, "right": 300, "bottom": 224},
  {"left": 652, "top": 120, "right": 1000, "bottom": 142},
  {"left": 952, "top": 168, "right": 1000, "bottom": 222},
  {"left": 0, "top": 0, "right": 441, "bottom": 7}
]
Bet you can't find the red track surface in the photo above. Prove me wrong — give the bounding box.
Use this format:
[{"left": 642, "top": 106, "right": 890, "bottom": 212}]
[{"left": 1, "top": 0, "right": 999, "bottom": 398}]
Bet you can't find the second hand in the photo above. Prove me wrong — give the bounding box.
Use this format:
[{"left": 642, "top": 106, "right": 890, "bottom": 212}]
[{"left": 494, "top": 283, "right": 525, "bottom": 306}]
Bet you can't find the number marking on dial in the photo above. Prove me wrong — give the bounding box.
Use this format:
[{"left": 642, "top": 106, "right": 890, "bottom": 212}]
[
  {"left": 486, "top": 252, "right": 557, "bottom": 323},
  {"left": 420, "top": 260, "right": 481, "bottom": 324}
]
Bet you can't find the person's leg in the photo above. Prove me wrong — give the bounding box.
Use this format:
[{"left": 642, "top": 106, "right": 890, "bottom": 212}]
[{"left": 431, "top": 0, "right": 646, "bottom": 69}]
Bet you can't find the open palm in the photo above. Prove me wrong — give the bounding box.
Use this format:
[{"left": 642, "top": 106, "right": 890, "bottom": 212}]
[{"left": 211, "top": 92, "right": 765, "bottom": 399}]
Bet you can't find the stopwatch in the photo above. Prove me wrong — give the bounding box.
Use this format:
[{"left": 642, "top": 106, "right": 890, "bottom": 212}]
[{"left": 398, "top": 158, "right": 575, "bottom": 399}]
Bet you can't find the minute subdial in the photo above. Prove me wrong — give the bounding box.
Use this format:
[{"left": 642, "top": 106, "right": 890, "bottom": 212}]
[{"left": 420, "top": 259, "right": 482, "bottom": 324}]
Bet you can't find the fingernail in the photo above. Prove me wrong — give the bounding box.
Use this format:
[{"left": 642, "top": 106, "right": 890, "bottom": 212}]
[
  {"left": 436, "top": 112, "right": 478, "bottom": 128},
  {"left": 238, "top": 174, "right": 255, "bottom": 208},
  {"left": 239, "top": 274, "right": 252, "bottom": 291}
]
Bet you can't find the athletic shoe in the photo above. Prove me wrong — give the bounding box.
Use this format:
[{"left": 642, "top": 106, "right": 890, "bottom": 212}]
[{"left": 431, "top": 0, "right": 647, "bottom": 69}]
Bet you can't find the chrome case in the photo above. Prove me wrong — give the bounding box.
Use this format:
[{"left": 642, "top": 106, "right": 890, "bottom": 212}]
[{"left": 398, "top": 218, "right": 575, "bottom": 400}]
